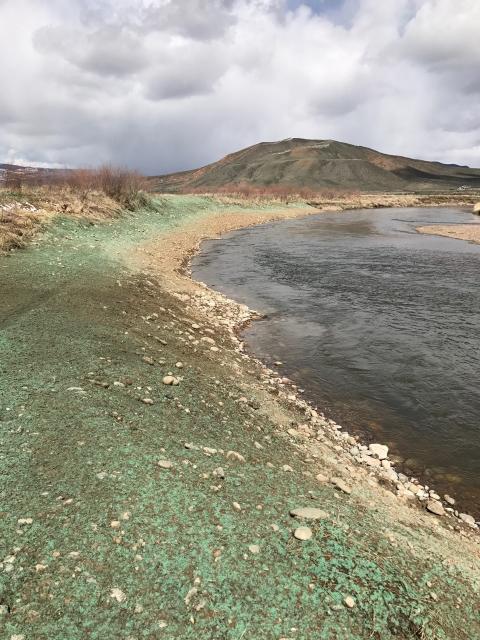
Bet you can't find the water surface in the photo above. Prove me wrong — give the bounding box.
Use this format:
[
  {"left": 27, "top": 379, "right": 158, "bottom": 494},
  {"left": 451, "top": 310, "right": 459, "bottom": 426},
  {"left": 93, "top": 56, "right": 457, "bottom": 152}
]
[{"left": 192, "top": 207, "right": 480, "bottom": 514}]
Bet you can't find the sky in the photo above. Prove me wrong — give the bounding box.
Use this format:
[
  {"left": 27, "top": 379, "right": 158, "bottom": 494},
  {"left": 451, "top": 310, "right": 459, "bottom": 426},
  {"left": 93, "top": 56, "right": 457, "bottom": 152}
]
[{"left": 1, "top": 0, "right": 479, "bottom": 174}]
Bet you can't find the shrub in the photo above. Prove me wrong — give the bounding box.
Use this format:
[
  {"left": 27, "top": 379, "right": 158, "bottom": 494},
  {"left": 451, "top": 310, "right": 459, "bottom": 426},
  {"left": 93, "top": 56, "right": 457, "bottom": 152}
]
[
  {"left": 63, "top": 166, "right": 147, "bottom": 208},
  {"left": 3, "top": 168, "right": 24, "bottom": 192},
  {"left": 184, "top": 182, "right": 357, "bottom": 203}
]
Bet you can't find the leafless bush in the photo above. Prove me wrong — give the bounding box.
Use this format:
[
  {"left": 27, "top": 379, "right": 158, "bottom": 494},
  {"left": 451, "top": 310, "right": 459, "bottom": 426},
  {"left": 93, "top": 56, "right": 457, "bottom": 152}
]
[
  {"left": 62, "top": 166, "right": 147, "bottom": 207},
  {"left": 3, "top": 168, "right": 24, "bottom": 192},
  {"left": 185, "top": 182, "right": 357, "bottom": 202}
]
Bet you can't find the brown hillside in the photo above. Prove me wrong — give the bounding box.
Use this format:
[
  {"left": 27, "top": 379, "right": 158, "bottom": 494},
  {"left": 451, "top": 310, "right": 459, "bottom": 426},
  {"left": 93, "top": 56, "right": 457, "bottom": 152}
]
[{"left": 150, "top": 138, "right": 480, "bottom": 193}]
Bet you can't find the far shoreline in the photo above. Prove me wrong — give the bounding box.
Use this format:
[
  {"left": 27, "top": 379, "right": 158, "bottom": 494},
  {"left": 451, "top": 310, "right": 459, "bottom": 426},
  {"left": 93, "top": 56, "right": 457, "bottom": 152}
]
[{"left": 417, "top": 222, "right": 480, "bottom": 244}]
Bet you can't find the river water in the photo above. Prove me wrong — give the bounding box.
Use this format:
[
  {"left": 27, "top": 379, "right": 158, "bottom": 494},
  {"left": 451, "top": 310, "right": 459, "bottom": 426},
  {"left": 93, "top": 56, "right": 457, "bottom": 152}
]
[{"left": 192, "top": 207, "right": 480, "bottom": 515}]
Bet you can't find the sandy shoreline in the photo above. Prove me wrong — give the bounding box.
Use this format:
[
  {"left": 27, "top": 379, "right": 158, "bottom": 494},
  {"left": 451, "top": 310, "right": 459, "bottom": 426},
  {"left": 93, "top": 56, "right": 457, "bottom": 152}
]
[
  {"left": 131, "top": 202, "right": 316, "bottom": 293},
  {"left": 417, "top": 223, "right": 480, "bottom": 244},
  {"left": 132, "top": 197, "right": 480, "bottom": 535}
]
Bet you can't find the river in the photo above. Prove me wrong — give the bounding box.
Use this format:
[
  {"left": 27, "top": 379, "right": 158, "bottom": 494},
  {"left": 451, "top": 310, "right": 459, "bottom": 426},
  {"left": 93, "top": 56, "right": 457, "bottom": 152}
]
[{"left": 192, "top": 206, "right": 480, "bottom": 516}]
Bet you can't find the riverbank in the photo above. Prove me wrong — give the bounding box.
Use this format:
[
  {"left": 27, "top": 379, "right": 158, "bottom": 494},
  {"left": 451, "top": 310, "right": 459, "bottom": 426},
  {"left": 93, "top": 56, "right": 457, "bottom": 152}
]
[
  {"left": 1, "top": 194, "right": 479, "bottom": 639},
  {"left": 135, "top": 200, "right": 480, "bottom": 526},
  {"left": 417, "top": 223, "right": 480, "bottom": 244}
]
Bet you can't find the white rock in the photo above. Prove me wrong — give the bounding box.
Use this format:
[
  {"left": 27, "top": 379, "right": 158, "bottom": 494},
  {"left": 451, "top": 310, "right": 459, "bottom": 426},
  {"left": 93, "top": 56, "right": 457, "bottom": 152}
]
[
  {"left": 426, "top": 500, "right": 445, "bottom": 516},
  {"left": 381, "top": 469, "right": 399, "bottom": 483},
  {"left": 344, "top": 596, "right": 356, "bottom": 608},
  {"left": 290, "top": 507, "right": 329, "bottom": 520},
  {"left": 110, "top": 588, "right": 127, "bottom": 603},
  {"left": 459, "top": 513, "right": 477, "bottom": 528},
  {"left": 203, "top": 447, "right": 217, "bottom": 455},
  {"left": 157, "top": 460, "right": 174, "bottom": 469},
  {"left": 369, "top": 444, "right": 389, "bottom": 460},
  {"left": 294, "top": 527, "right": 312, "bottom": 541},
  {"left": 330, "top": 477, "right": 352, "bottom": 495},
  {"left": 227, "top": 450, "right": 245, "bottom": 463},
  {"left": 363, "top": 456, "right": 381, "bottom": 468}
]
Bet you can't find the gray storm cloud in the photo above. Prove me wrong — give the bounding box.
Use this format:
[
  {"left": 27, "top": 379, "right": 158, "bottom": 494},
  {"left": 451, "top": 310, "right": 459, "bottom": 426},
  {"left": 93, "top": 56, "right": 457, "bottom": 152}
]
[{"left": 0, "top": 0, "right": 479, "bottom": 173}]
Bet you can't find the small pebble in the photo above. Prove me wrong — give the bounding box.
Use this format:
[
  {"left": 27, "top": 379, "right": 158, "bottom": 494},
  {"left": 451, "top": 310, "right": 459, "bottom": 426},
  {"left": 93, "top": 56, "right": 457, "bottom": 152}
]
[
  {"left": 157, "top": 460, "right": 174, "bottom": 469},
  {"left": 293, "top": 527, "right": 312, "bottom": 541},
  {"left": 110, "top": 588, "right": 127, "bottom": 603}
]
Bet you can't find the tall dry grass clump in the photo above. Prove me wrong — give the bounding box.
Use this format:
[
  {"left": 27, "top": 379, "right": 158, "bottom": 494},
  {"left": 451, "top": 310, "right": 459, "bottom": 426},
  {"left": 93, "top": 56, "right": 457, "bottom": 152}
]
[
  {"left": 64, "top": 166, "right": 147, "bottom": 208},
  {"left": 0, "top": 207, "right": 50, "bottom": 251},
  {"left": 0, "top": 164, "right": 150, "bottom": 252}
]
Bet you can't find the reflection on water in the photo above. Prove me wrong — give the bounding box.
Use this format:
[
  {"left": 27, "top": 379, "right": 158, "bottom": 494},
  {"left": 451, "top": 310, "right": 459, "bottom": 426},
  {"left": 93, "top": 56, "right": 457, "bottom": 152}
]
[{"left": 192, "top": 207, "right": 480, "bottom": 515}]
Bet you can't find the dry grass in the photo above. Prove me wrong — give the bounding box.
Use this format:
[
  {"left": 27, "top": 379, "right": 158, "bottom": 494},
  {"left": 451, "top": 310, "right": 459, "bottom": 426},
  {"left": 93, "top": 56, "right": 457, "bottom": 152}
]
[
  {"left": 0, "top": 185, "right": 121, "bottom": 252},
  {"left": 62, "top": 166, "right": 148, "bottom": 209},
  {"left": 185, "top": 182, "right": 352, "bottom": 204},
  {"left": 185, "top": 184, "right": 480, "bottom": 210},
  {"left": 0, "top": 166, "right": 150, "bottom": 252},
  {"left": 0, "top": 207, "right": 47, "bottom": 250}
]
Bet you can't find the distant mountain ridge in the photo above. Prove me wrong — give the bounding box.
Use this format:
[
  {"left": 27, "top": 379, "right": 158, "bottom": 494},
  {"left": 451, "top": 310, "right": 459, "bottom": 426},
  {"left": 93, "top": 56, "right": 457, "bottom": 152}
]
[
  {"left": 0, "top": 163, "right": 64, "bottom": 184},
  {"left": 151, "top": 138, "right": 480, "bottom": 193}
]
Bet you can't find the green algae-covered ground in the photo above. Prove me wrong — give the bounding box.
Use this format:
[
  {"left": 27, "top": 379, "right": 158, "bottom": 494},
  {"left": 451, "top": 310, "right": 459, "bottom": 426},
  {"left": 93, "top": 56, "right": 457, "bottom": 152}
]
[{"left": 0, "top": 196, "right": 479, "bottom": 639}]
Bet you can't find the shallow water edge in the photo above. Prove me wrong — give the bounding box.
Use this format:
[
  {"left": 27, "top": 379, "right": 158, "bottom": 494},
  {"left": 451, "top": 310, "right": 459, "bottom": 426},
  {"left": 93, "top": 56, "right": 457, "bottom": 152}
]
[{"left": 189, "top": 205, "right": 475, "bottom": 524}]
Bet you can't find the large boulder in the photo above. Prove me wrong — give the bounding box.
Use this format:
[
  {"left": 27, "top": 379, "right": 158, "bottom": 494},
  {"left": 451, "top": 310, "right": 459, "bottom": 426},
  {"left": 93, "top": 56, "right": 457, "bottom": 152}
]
[{"left": 473, "top": 202, "right": 480, "bottom": 214}]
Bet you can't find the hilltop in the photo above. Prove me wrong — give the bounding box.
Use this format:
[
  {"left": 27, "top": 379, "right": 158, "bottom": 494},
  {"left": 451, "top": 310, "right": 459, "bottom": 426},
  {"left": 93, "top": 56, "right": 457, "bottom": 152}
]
[{"left": 151, "top": 138, "right": 480, "bottom": 193}]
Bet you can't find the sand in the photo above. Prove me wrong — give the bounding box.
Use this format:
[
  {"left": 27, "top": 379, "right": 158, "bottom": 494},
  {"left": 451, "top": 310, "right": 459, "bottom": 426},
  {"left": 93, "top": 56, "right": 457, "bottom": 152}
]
[{"left": 418, "top": 223, "right": 480, "bottom": 244}]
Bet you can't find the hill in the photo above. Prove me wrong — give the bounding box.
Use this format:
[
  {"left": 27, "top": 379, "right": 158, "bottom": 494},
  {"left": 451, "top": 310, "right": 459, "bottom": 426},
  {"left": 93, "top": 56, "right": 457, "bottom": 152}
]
[
  {"left": 0, "top": 163, "right": 64, "bottom": 185},
  {"left": 150, "top": 138, "right": 480, "bottom": 193}
]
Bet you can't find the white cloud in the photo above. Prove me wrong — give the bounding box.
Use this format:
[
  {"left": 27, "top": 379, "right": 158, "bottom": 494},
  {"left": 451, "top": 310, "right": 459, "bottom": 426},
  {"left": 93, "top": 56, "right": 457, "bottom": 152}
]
[{"left": 0, "top": 0, "right": 479, "bottom": 173}]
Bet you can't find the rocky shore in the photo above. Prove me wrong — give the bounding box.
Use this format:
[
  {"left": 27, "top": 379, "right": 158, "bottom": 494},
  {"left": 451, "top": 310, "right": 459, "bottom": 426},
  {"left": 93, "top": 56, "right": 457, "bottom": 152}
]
[
  {"left": 186, "top": 271, "right": 480, "bottom": 536},
  {"left": 134, "top": 199, "right": 480, "bottom": 538},
  {"left": 2, "top": 193, "right": 480, "bottom": 638}
]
